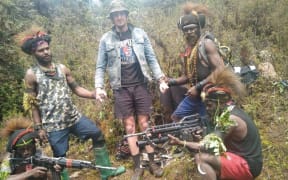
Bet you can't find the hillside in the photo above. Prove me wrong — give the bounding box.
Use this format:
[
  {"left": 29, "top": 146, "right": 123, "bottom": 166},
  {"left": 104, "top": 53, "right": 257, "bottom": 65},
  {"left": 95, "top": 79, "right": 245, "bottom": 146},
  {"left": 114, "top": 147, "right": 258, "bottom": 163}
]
[{"left": 0, "top": 0, "right": 288, "bottom": 179}]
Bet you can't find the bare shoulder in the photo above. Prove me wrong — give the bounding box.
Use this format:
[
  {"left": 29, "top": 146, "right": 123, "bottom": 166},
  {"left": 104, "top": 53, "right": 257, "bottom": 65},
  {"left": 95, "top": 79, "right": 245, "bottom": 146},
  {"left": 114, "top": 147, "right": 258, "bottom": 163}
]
[
  {"left": 230, "top": 114, "right": 244, "bottom": 126},
  {"left": 58, "top": 63, "right": 66, "bottom": 68},
  {"left": 203, "top": 38, "right": 218, "bottom": 52},
  {"left": 24, "top": 68, "right": 36, "bottom": 82},
  {"left": 58, "top": 63, "right": 67, "bottom": 71},
  {"left": 58, "top": 64, "right": 71, "bottom": 74},
  {"left": 230, "top": 114, "right": 247, "bottom": 139}
]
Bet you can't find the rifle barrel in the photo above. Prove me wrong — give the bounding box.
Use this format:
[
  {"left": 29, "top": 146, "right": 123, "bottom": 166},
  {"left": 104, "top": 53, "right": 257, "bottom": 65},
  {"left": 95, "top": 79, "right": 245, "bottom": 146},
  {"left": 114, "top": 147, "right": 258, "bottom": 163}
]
[
  {"left": 10, "top": 156, "right": 118, "bottom": 171},
  {"left": 124, "top": 132, "right": 145, "bottom": 138},
  {"left": 136, "top": 125, "right": 202, "bottom": 148},
  {"left": 123, "top": 117, "right": 200, "bottom": 139}
]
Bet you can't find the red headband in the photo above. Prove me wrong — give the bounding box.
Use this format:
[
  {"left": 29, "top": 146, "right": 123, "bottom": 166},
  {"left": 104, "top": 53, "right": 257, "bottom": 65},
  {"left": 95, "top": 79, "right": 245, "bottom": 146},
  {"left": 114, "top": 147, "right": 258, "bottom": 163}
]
[
  {"left": 11, "top": 129, "right": 34, "bottom": 148},
  {"left": 21, "top": 31, "right": 47, "bottom": 45},
  {"left": 206, "top": 86, "right": 231, "bottom": 95},
  {"left": 201, "top": 82, "right": 232, "bottom": 102}
]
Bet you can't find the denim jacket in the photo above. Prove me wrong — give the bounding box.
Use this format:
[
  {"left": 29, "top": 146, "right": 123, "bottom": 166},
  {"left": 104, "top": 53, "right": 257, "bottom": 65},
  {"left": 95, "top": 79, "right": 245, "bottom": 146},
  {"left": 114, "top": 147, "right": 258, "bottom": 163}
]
[{"left": 95, "top": 24, "right": 165, "bottom": 89}]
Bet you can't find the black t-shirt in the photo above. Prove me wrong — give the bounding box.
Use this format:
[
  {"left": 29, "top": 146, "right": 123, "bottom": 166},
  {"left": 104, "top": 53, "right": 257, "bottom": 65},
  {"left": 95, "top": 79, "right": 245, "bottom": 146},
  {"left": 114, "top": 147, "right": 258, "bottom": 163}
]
[{"left": 118, "top": 30, "right": 144, "bottom": 87}]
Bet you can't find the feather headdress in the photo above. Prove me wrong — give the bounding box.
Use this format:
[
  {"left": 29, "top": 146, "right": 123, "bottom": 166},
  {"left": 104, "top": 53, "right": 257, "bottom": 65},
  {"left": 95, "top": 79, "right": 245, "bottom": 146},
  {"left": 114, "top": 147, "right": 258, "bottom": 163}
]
[
  {"left": 14, "top": 25, "right": 45, "bottom": 46},
  {"left": 0, "top": 117, "right": 37, "bottom": 152},
  {"left": 202, "top": 68, "right": 247, "bottom": 103},
  {"left": 14, "top": 25, "right": 51, "bottom": 55},
  {"left": 178, "top": 2, "right": 210, "bottom": 30},
  {"left": 0, "top": 117, "right": 33, "bottom": 138},
  {"left": 182, "top": 2, "right": 211, "bottom": 17}
]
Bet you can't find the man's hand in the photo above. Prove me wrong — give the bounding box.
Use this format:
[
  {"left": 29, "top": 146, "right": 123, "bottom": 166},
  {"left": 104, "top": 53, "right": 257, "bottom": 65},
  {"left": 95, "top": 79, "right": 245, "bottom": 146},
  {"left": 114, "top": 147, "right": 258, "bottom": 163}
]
[
  {"left": 28, "top": 166, "right": 48, "bottom": 178},
  {"left": 95, "top": 88, "right": 107, "bottom": 102},
  {"left": 53, "top": 164, "right": 62, "bottom": 172},
  {"left": 168, "top": 134, "right": 183, "bottom": 145},
  {"left": 192, "top": 129, "right": 204, "bottom": 142},
  {"left": 38, "top": 129, "right": 48, "bottom": 145},
  {"left": 159, "top": 81, "right": 169, "bottom": 93}
]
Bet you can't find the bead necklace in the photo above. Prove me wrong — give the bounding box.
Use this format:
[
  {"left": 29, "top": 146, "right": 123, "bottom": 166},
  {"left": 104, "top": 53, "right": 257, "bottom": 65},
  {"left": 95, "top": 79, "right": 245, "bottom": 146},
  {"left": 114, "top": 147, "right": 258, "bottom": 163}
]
[
  {"left": 38, "top": 63, "right": 56, "bottom": 76},
  {"left": 186, "top": 41, "right": 199, "bottom": 85}
]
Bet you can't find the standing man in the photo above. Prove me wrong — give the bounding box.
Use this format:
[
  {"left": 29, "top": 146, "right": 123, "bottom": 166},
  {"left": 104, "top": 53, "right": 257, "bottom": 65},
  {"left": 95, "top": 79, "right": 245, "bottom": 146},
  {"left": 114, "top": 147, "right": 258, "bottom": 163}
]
[
  {"left": 167, "top": 3, "right": 225, "bottom": 121},
  {"left": 95, "top": 0, "right": 168, "bottom": 179},
  {"left": 169, "top": 68, "right": 263, "bottom": 180},
  {"left": 21, "top": 30, "right": 125, "bottom": 180}
]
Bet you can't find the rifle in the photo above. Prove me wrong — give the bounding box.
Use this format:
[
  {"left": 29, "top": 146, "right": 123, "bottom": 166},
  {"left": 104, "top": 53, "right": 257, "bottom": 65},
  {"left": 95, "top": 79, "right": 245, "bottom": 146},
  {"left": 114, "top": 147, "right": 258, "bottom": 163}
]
[
  {"left": 124, "top": 114, "right": 205, "bottom": 148},
  {"left": 10, "top": 155, "right": 118, "bottom": 179}
]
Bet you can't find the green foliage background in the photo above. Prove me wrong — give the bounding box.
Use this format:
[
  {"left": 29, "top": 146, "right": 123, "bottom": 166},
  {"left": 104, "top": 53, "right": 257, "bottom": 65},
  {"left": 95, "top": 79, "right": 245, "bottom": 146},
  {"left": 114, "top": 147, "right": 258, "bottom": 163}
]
[{"left": 0, "top": 0, "right": 287, "bottom": 179}]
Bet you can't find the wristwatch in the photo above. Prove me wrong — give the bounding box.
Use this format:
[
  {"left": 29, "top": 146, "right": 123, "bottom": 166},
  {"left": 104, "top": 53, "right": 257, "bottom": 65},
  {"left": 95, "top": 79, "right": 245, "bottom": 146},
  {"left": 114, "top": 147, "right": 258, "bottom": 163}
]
[{"left": 34, "top": 123, "right": 43, "bottom": 131}]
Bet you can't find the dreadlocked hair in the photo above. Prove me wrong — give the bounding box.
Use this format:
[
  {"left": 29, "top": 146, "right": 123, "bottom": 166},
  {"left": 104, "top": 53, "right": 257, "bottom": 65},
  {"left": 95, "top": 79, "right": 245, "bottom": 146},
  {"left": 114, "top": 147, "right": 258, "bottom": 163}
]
[
  {"left": 182, "top": 2, "right": 211, "bottom": 17},
  {"left": 14, "top": 25, "right": 51, "bottom": 55},
  {"left": 210, "top": 68, "right": 247, "bottom": 102},
  {"left": 0, "top": 117, "right": 33, "bottom": 138}
]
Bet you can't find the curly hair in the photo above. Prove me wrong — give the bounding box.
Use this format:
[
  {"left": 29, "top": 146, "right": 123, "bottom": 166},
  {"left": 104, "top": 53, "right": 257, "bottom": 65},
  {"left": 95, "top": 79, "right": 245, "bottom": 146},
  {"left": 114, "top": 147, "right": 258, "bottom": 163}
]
[
  {"left": 15, "top": 26, "right": 51, "bottom": 55},
  {"left": 20, "top": 31, "right": 51, "bottom": 55}
]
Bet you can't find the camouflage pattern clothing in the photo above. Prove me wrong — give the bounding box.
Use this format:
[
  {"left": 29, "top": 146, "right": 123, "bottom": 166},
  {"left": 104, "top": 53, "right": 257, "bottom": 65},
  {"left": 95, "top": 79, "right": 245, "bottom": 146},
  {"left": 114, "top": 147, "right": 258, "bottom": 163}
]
[{"left": 32, "top": 64, "right": 81, "bottom": 132}]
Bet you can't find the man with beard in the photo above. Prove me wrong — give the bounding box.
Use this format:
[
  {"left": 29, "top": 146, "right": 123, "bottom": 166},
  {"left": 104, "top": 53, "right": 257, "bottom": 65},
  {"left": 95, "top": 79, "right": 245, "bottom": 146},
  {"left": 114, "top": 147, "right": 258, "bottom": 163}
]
[
  {"left": 167, "top": 3, "right": 225, "bottom": 122},
  {"left": 21, "top": 31, "right": 125, "bottom": 180},
  {"left": 168, "top": 68, "right": 263, "bottom": 180},
  {"left": 95, "top": 0, "right": 168, "bottom": 179}
]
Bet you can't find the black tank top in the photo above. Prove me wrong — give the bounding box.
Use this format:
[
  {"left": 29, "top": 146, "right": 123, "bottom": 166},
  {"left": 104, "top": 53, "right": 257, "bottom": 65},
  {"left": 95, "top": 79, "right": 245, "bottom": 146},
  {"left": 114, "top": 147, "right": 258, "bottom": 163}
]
[{"left": 224, "top": 107, "right": 263, "bottom": 177}]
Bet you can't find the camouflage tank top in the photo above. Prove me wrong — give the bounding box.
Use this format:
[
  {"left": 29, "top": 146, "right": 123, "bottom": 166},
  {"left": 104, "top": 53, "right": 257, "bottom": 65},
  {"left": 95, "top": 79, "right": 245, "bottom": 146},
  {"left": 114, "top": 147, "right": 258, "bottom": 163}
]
[{"left": 32, "top": 64, "right": 81, "bottom": 132}]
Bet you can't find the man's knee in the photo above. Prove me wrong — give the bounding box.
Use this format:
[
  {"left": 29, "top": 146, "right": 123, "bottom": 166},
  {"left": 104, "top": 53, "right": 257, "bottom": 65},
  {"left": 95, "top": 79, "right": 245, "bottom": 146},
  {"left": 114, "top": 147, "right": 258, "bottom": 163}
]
[
  {"left": 139, "top": 121, "right": 149, "bottom": 131},
  {"left": 195, "top": 153, "right": 219, "bottom": 166},
  {"left": 195, "top": 153, "right": 210, "bottom": 163},
  {"left": 195, "top": 153, "right": 201, "bottom": 164},
  {"left": 125, "top": 124, "right": 136, "bottom": 134}
]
